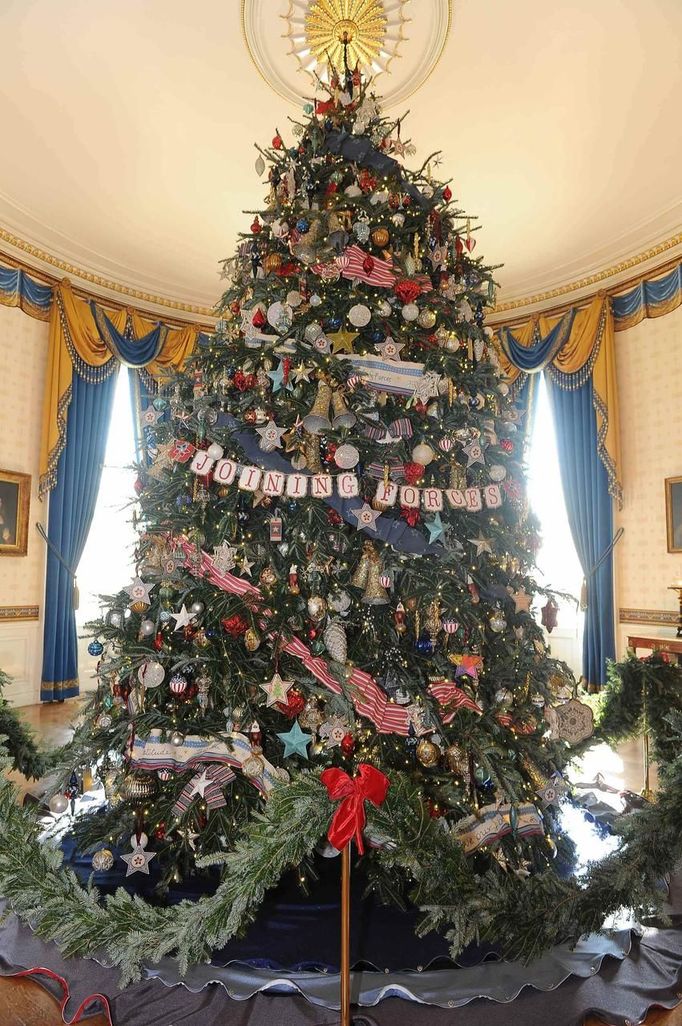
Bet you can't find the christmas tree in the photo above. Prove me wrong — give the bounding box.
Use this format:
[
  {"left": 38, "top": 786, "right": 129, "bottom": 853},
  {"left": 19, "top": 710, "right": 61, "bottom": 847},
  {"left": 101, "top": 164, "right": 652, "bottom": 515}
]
[{"left": 59, "top": 71, "right": 596, "bottom": 961}]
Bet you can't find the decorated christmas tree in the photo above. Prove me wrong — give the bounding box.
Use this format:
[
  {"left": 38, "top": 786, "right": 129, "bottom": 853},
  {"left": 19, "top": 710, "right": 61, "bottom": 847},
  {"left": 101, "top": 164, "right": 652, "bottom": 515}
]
[{"left": 55, "top": 70, "right": 601, "bottom": 967}]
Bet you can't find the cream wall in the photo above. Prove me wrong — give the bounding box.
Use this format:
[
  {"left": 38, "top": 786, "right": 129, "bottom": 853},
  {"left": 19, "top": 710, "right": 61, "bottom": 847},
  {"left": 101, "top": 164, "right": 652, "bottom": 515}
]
[
  {"left": 0, "top": 304, "right": 48, "bottom": 705},
  {"left": 615, "top": 304, "right": 682, "bottom": 655}
]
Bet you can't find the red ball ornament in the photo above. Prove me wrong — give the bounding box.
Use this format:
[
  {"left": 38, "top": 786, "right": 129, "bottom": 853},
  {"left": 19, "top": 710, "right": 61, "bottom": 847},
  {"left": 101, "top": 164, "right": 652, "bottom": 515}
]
[
  {"left": 153, "top": 822, "right": 166, "bottom": 840},
  {"left": 252, "top": 308, "right": 266, "bottom": 328},
  {"left": 362, "top": 255, "right": 375, "bottom": 275},
  {"left": 340, "top": 732, "right": 356, "bottom": 757},
  {"left": 500, "top": 438, "right": 514, "bottom": 454},
  {"left": 229, "top": 300, "right": 241, "bottom": 315},
  {"left": 251, "top": 217, "right": 262, "bottom": 234},
  {"left": 277, "top": 687, "right": 306, "bottom": 718},
  {"left": 153, "top": 632, "right": 164, "bottom": 651},
  {"left": 403, "top": 461, "right": 425, "bottom": 485},
  {"left": 272, "top": 134, "right": 283, "bottom": 149},
  {"left": 442, "top": 186, "right": 452, "bottom": 202},
  {"left": 308, "top": 627, "right": 318, "bottom": 640},
  {"left": 244, "top": 409, "right": 257, "bottom": 424},
  {"left": 425, "top": 798, "right": 445, "bottom": 819},
  {"left": 222, "top": 615, "right": 249, "bottom": 637}
]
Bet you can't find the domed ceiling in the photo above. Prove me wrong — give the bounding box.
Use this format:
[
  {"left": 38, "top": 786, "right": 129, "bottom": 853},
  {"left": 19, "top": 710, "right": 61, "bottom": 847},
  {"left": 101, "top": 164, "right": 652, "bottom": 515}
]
[{"left": 0, "top": 0, "right": 680, "bottom": 316}]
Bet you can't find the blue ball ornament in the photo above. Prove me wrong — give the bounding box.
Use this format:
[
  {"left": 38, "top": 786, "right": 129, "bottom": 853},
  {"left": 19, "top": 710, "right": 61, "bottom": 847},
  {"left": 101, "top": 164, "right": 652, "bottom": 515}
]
[
  {"left": 327, "top": 316, "right": 342, "bottom": 331},
  {"left": 371, "top": 330, "right": 384, "bottom": 343},
  {"left": 414, "top": 632, "right": 434, "bottom": 657},
  {"left": 176, "top": 494, "right": 192, "bottom": 508},
  {"left": 159, "top": 610, "right": 172, "bottom": 622},
  {"left": 324, "top": 118, "right": 333, "bottom": 130},
  {"left": 87, "top": 640, "right": 104, "bottom": 657},
  {"left": 296, "top": 218, "right": 310, "bottom": 234},
  {"left": 303, "top": 103, "right": 314, "bottom": 114},
  {"left": 152, "top": 397, "right": 168, "bottom": 411},
  {"left": 288, "top": 501, "right": 298, "bottom": 512}
]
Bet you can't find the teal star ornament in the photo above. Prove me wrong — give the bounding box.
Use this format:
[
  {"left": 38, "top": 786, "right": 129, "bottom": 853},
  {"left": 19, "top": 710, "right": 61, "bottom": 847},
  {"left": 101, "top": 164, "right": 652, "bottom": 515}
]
[
  {"left": 267, "top": 361, "right": 293, "bottom": 393},
  {"left": 277, "top": 720, "right": 312, "bottom": 759},
  {"left": 426, "top": 513, "right": 445, "bottom": 542}
]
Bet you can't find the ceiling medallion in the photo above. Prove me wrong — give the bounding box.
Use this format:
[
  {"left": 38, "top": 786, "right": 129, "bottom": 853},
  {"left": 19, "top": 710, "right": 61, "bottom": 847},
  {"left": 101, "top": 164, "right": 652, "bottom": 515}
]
[
  {"left": 241, "top": 0, "right": 452, "bottom": 108},
  {"left": 289, "top": 0, "right": 407, "bottom": 79}
]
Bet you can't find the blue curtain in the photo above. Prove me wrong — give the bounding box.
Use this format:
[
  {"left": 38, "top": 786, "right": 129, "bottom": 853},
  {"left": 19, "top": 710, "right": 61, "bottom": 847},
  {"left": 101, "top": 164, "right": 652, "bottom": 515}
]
[
  {"left": 500, "top": 310, "right": 575, "bottom": 371},
  {"left": 41, "top": 371, "right": 119, "bottom": 701},
  {"left": 545, "top": 376, "right": 615, "bottom": 687}
]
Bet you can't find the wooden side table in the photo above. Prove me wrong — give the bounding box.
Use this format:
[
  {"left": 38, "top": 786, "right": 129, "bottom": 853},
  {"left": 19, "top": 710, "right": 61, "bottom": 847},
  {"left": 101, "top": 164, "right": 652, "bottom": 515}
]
[{"left": 627, "top": 634, "right": 682, "bottom": 797}]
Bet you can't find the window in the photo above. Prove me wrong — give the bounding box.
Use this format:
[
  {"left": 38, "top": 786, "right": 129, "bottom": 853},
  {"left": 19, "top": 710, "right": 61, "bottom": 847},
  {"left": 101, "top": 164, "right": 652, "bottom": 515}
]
[
  {"left": 527, "top": 375, "right": 584, "bottom": 674},
  {"left": 76, "top": 371, "right": 137, "bottom": 682}
]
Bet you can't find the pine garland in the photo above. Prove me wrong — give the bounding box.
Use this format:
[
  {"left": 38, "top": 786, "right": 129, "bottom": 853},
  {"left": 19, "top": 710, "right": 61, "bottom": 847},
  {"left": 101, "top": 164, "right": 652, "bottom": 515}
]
[
  {"left": 0, "top": 670, "right": 48, "bottom": 780},
  {"left": 1, "top": 654, "right": 682, "bottom": 985}
]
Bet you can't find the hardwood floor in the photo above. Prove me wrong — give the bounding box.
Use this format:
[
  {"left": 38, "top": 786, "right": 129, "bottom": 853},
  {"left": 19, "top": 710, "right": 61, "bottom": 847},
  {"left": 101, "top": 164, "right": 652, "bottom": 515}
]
[{"left": 0, "top": 701, "right": 675, "bottom": 1025}]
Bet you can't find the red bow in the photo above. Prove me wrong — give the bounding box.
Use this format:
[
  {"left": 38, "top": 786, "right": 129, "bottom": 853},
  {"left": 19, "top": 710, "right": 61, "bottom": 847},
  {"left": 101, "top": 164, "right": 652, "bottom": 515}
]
[{"left": 321, "top": 764, "right": 389, "bottom": 855}]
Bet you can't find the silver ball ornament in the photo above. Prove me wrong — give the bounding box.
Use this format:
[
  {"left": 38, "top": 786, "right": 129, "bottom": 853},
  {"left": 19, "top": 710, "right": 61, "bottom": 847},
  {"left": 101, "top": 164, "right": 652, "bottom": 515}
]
[
  {"left": 170, "top": 730, "right": 185, "bottom": 747},
  {"left": 190, "top": 601, "right": 205, "bottom": 616},
  {"left": 49, "top": 794, "right": 68, "bottom": 815},
  {"left": 140, "top": 619, "right": 155, "bottom": 636}
]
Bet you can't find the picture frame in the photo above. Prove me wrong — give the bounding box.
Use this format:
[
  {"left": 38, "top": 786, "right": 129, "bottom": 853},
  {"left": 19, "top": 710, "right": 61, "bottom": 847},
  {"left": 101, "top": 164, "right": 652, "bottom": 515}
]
[
  {"left": 0, "top": 469, "right": 30, "bottom": 557},
  {"left": 665, "top": 476, "right": 682, "bottom": 554}
]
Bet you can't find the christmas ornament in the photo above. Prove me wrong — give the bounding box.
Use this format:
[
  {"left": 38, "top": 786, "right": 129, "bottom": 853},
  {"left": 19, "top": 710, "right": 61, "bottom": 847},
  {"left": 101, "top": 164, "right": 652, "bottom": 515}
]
[
  {"left": 170, "top": 730, "right": 185, "bottom": 747},
  {"left": 402, "top": 302, "right": 419, "bottom": 321},
  {"left": 334, "top": 443, "right": 360, "bottom": 469},
  {"left": 87, "top": 640, "right": 104, "bottom": 657},
  {"left": 348, "top": 303, "right": 371, "bottom": 327},
  {"left": 340, "top": 732, "right": 356, "bottom": 757},
  {"left": 171, "top": 604, "right": 195, "bottom": 631},
  {"left": 350, "top": 502, "right": 382, "bottom": 533},
  {"left": 277, "top": 687, "right": 306, "bottom": 718},
  {"left": 372, "top": 227, "right": 390, "bottom": 247},
  {"left": 121, "top": 836, "right": 156, "bottom": 877},
  {"left": 257, "top": 419, "right": 287, "bottom": 452},
  {"left": 411, "top": 442, "right": 435, "bottom": 465},
  {"left": 157, "top": 768, "right": 173, "bottom": 782},
  {"left": 416, "top": 738, "right": 441, "bottom": 767},
  {"left": 123, "top": 772, "right": 158, "bottom": 800},
  {"left": 541, "top": 597, "right": 559, "bottom": 633},
  {"left": 277, "top": 721, "right": 313, "bottom": 759},
  {"left": 323, "top": 620, "right": 348, "bottom": 663},
  {"left": 244, "top": 627, "right": 261, "bottom": 652},
  {"left": 511, "top": 588, "right": 533, "bottom": 614},
  {"left": 536, "top": 773, "right": 569, "bottom": 808},
  {"left": 92, "top": 848, "right": 115, "bottom": 872},
  {"left": 137, "top": 660, "right": 165, "bottom": 689},
  {"left": 124, "top": 577, "right": 153, "bottom": 605},
  {"left": 489, "top": 608, "right": 507, "bottom": 633},
  {"left": 552, "top": 698, "right": 594, "bottom": 745},
  {"left": 261, "top": 672, "right": 293, "bottom": 707},
  {"left": 48, "top": 794, "right": 68, "bottom": 815},
  {"left": 169, "top": 673, "right": 188, "bottom": 696},
  {"left": 303, "top": 379, "right": 333, "bottom": 433},
  {"left": 307, "top": 595, "right": 328, "bottom": 621},
  {"left": 139, "top": 619, "right": 156, "bottom": 637}
]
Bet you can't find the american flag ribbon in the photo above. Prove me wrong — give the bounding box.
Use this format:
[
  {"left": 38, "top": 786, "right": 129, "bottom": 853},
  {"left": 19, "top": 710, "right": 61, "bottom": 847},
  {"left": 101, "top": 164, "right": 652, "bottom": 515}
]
[
  {"left": 339, "top": 245, "right": 396, "bottom": 287},
  {"left": 177, "top": 539, "right": 427, "bottom": 737},
  {"left": 363, "top": 417, "right": 413, "bottom": 443},
  {"left": 428, "top": 679, "right": 483, "bottom": 720},
  {"left": 172, "top": 764, "right": 236, "bottom": 818},
  {"left": 366, "top": 457, "right": 407, "bottom": 482}
]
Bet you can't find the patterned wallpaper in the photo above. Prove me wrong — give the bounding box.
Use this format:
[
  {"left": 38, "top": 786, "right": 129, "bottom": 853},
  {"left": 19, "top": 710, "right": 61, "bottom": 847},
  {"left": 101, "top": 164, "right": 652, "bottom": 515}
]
[
  {"left": 615, "top": 304, "right": 682, "bottom": 652},
  {"left": 0, "top": 305, "right": 48, "bottom": 607}
]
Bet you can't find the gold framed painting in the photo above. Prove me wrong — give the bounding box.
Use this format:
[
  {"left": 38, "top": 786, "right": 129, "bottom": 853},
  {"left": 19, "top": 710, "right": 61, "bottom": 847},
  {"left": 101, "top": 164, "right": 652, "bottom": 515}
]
[
  {"left": 665, "top": 476, "right": 682, "bottom": 554},
  {"left": 0, "top": 469, "right": 30, "bottom": 557}
]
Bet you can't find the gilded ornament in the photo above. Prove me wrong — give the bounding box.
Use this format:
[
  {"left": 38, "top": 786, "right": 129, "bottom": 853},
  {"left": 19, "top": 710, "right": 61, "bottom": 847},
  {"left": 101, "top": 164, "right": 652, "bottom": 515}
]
[{"left": 416, "top": 738, "right": 441, "bottom": 767}]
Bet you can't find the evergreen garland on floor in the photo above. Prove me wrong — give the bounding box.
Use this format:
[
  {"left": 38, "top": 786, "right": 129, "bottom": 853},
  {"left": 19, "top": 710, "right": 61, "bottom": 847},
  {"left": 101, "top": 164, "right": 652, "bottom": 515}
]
[
  {"left": 0, "top": 670, "right": 47, "bottom": 780},
  {"left": 0, "top": 659, "right": 681, "bottom": 984}
]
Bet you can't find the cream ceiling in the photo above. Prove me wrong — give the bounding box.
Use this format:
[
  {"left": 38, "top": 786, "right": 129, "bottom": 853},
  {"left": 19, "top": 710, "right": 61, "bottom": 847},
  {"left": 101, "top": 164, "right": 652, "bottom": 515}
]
[{"left": 0, "top": 0, "right": 681, "bottom": 317}]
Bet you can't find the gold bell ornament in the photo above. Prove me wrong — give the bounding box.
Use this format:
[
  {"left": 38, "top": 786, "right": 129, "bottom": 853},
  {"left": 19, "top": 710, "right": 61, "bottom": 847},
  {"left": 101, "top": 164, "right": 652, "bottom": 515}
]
[
  {"left": 350, "top": 541, "right": 373, "bottom": 590},
  {"left": 361, "top": 546, "right": 389, "bottom": 606},
  {"left": 302, "top": 379, "right": 333, "bottom": 433},
  {"left": 303, "top": 433, "right": 323, "bottom": 472},
  {"left": 331, "top": 389, "right": 357, "bottom": 429}
]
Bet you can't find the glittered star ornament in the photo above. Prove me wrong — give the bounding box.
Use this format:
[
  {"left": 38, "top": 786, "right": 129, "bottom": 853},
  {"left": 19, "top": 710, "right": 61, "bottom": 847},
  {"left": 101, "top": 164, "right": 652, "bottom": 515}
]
[
  {"left": 121, "top": 843, "right": 156, "bottom": 877},
  {"left": 256, "top": 419, "right": 287, "bottom": 452},
  {"left": 292, "top": 362, "right": 313, "bottom": 384},
  {"left": 124, "top": 577, "right": 153, "bottom": 604},
  {"left": 171, "top": 604, "right": 194, "bottom": 631},
  {"left": 240, "top": 555, "right": 254, "bottom": 577},
  {"left": 469, "top": 533, "right": 493, "bottom": 556},
  {"left": 260, "top": 672, "right": 293, "bottom": 708},
  {"left": 511, "top": 587, "right": 533, "bottom": 614},
  {"left": 375, "top": 337, "right": 404, "bottom": 361},
  {"left": 426, "top": 513, "right": 445, "bottom": 542},
  {"left": 189, "top": 770, "right": 211, "bottom": 799},
  {"left": 349, "top": 502, "right": 382, "bottom": 533},
  {"left": 267, "top": 361, "right": 292, "bottom": 392},
  {"left": 411, "top": 370, "right": 442, "bottom": 403},
  {"left": 462, "top": 438, "right": 486, "bottom": 467},
  {"left": 328, "top": 329, "right": 359, "bottom": 354},
  {"left": 277, "top": 720, "right": 312, "bottom": 759},
  {"left": 536, "top": 774, "right": 569, "bottom": 809},
  {"left": 141, "top": 406, "right": 163, "bottom": 427}
]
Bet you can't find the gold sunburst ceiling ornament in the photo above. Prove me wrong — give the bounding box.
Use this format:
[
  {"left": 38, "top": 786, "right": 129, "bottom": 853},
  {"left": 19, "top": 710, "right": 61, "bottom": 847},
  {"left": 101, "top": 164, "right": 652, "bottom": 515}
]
[{"left": 284, "top": 0, "right": 410, "bottom": 80}]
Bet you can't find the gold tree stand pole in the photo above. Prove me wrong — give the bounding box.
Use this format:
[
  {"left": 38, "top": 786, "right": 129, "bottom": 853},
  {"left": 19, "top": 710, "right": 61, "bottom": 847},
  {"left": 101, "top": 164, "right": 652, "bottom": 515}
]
[
  {"left": 641, "top": 673, "right": 653, "bottom": 800},
  {"left": 340, "top": 843, "right": 351, "bottom": 1026}
]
